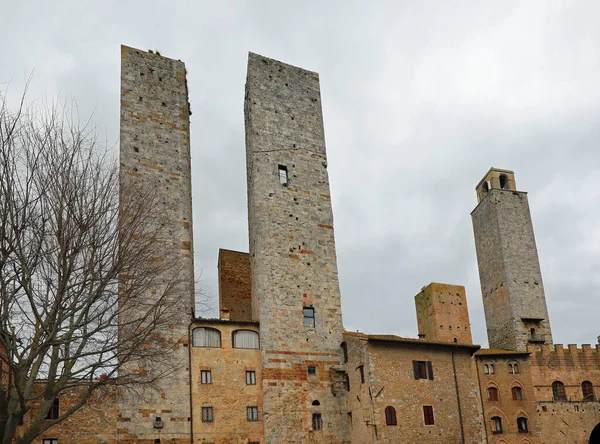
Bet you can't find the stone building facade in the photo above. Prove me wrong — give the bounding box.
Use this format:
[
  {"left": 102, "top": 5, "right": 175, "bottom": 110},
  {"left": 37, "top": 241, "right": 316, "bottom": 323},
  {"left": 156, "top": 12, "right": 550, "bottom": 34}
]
[{"left": 11, "top": 46, "right": 600, "bottom": 444}]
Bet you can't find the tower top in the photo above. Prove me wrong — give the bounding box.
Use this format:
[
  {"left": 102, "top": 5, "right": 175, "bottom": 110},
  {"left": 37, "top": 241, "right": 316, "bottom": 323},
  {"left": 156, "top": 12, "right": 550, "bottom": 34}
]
[{"left": 475, "top": 167, "right": 517, "bottom": 203}]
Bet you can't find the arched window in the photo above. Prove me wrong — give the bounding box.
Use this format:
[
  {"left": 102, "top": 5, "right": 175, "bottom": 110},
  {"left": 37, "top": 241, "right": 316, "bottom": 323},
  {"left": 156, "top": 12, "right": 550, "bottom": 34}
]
[
  {"left": 509, "top": 362, "right": 520, "bottom": 374},
  {"left": 491, "top": 416, "right": 503, "bottom": 433},
  {"left": 582, "top": 381, "right": 595, "bottom": 401},
  {"left": 517, "top": 416, "right": 529, "bottom": 433},
  {"left": 484, "top": 363, "right": 495, "bottom": 375},
  {"left": 499, "top": 174, "right": 509, "bottom": 190},
  {"left": 552, "top": 381, "right": 567, "bottom": 401},
  {"left": 483, "top": 182, "right": 490, "bottom": 193},
  {"left": 487, "top": 387, "right": 499, "bottom": 401},
  {"left": 232, "top": 330, "right": 260, "bottom": 349},
  {"left": 193, "top": 328, "right": 221, "bottom": 347},
  {"left": 312, "top": 400, "right": 320, "bottom": 406},
  {"left": 384, "top": 406, "right": 397, "bottom": 426},
  {"left": 512, "top": 386, "right": 523, "bottom": 401}
]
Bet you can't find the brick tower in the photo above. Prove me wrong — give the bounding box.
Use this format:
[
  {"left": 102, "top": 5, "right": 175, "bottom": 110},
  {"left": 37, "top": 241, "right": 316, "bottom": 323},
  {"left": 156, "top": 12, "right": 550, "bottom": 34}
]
[
  {"left": 244, "top": 53, "right": 349, "bottom": 443},
  {"left": 118, "top": 46, "right": 194, "bottom": 442},
  {"left": 414, "top": 283, "right": 473, "bottom": 344},
  {"left": 471, "top": 168, "right": 553, "bottom": 351}
]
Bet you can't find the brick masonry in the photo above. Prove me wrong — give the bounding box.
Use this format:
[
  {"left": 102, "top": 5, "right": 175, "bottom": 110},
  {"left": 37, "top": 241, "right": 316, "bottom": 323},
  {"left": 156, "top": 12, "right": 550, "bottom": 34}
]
[
  {"left": 471, "top": 169, "right": 553, "bottom": 351},
  {"left": 218, "top": 249, "right": 252, "bottom": 322},
  {"left": 244, "top": 53, "right": 349, "bottom": 443},
  {"left": 118, "top": 45, "right": 195, "bottom": 443},
  {"left": 415, "top": 283, "right": 473, "bottom": 344}
]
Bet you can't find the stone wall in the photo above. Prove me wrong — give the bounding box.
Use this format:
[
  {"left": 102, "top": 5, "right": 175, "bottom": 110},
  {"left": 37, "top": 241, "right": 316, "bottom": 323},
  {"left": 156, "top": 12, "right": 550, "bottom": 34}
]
[
  {"left": 118, "top": 45, "right": 194, "bottom": 443},
  {"left": 217, "top": 249, "right": 252, "bottom": 321},
  {"left": 414, "top": 283, "right": 473, "bottom": 344},
  {"left": 17, "top": 384, "right": 116, "bottom": 444},
  {"left": 472, "top": 174, "right": 552, "bottom": 351},
  {"left": 344, "top": 332, "right": 486, "bottom": 444},
  {"left": 190, "top": 320, "right": 263, "bottom": 444},
  {"left": 244, "top": 52, "right": 349, "bottom": 443}
]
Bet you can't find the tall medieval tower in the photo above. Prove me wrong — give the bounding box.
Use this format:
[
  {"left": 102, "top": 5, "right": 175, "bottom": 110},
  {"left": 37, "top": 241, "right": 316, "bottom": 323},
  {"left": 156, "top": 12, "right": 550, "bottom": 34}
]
[
  {"left": 244, "top": 53, "right": 349, "bottom": 443},
  {"left": 119, "top": 46, "right": 194, "bottom": 443},
  {"left": 471, "top": 168, "right": 553, "bottom": 351}
]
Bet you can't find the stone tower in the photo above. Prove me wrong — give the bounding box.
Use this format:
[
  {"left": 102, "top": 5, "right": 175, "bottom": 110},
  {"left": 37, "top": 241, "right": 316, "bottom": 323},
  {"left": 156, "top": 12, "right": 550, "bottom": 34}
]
[
  {"left": 118, "top": 46, "right": 194, "bottom": 443},
  {"left": 414, "top": 283, "right": 473, "bottom": 344},
  {"left": 471, "top": 168, "right": 553, "bottom": 351},
  {"left": 244, "top": 54, "right": 349, "bottom": 443}
]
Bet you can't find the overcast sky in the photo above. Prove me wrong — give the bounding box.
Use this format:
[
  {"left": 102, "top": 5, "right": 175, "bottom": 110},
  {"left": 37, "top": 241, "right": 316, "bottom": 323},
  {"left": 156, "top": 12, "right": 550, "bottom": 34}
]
[{"left": 2, "top": 1, "right": 600, "bottom": 348}]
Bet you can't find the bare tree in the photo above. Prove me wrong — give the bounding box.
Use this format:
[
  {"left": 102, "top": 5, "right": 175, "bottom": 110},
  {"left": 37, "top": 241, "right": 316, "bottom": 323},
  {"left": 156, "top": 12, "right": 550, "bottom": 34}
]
[{"left": 0, "top": 90, "right": 194, "bottom": 444}]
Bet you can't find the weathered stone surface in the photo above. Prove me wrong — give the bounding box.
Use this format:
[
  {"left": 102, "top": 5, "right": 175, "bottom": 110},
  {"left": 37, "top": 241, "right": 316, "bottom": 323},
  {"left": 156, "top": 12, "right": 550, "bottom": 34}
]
[
  {"left": 244, "top": 53, "right": 350, "bottom": 443},
  {"left": 218, "top": 249, "right": 252, "bottom": 322},
  {"left": 472, "top": 168, "right": 553, "bottom": 351},
  {"left": 118, "top": 45, "right": 194, "bottom": 443}
]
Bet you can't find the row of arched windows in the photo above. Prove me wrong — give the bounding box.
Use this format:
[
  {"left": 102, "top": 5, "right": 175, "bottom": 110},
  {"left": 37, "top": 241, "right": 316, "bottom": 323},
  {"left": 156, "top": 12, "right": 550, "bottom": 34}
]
[
  {"left": 552, "top": 380, "right": 595, "bottom": 401},
  {"left": 192, "top": 328, "right": 260, "bottom": 349},
  {"left": 483, "top": 361, "right": 519, "bottom": 375},
  {"left": 487, "top": 386, "right": 524, "bottom": 401},
  {"left": 490, "top": 415, "right": 529, "bottom": 434}
]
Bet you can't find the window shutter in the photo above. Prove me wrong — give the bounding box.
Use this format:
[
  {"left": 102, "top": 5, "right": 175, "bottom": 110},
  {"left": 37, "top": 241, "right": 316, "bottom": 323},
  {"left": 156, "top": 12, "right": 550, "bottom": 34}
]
[
  {"left": 427, "top": 361, "right": 434, "bottom": 380},
  {"left": 413, "top": 361, "right": 419, "bottom": 379}
]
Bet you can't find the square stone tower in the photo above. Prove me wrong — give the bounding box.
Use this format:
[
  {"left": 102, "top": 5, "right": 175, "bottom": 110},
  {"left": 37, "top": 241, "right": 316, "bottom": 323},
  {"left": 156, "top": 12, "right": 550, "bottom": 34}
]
[
  {"left": 244, "top": 53, "right": 349, "bottom": 443},
  {"left": 119, "top": 46, "right": 194, "bottom": 442},
  {"left": 471, "top": 168, "right": 553, "bottom": 351},
  {"left": 414, "top": 283, "right": 473, "bottom": 344}
]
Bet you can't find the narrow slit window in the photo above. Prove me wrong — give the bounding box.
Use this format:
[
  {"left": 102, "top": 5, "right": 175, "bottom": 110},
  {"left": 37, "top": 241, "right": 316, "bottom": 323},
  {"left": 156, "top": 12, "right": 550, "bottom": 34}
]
[{"left": 278, "top": 165, "right": 288, "bottom": 186}]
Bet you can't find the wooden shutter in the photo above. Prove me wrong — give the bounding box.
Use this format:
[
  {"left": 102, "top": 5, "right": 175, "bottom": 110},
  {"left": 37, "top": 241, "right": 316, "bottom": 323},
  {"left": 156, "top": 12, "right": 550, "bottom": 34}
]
[
  {"left": 427, "top": 361, "right": 434, "bottom": 380},
  {"left": 413, "top": 361, "right": 419, "bottom": 379}
]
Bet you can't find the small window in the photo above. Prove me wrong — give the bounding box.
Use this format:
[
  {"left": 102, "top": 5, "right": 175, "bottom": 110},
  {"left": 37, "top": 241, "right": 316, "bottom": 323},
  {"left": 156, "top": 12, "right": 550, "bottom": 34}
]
[
  {"left": 341, "top": 342, "right": 348, "bottom": 363},
  {"left": 303, "top": 307, "right": 315, "bottom": 328},
  {"left": 509, "top": 362, "right": 520, "bottom": 374},
  {"left": 484, "top": 363, "right": 495, "bottom": 375},
  {"left": 246, "top": 370, "right": 256, "bottom": 385},
  {"left": 357, "top": 365, "right": 365, "bottom": 384},
  {"left": 201, "top": 370, "right": 212, "bottom": 384},
  {"left": 46, "top": 398, "right": 59, "bottom": 420},
  {"left": 247, "top": 406, "right": 259, "bottom": 421},
  {"left": 499, "top": 174, "right": 509, "bottom": 190},
  {"left": 344, "top": 373, "right": 350, "bottom": 392},
  {"left": 512, "top": 386, "right": 523, "bottom": 401},
  {"left": 312, "top": 400, "right": 320, "bottom": 406},
  {"left": 308, "top": 366, "right": 317, "bottom": 376},
  {"left": 312, "top": 413, "right": 323, "bottom": 431},
  {"left": 248, "top": 442, "right": 260, "bottom": 444},
  {"left": 487, "top": 387, "right": 499, "bottom": 401},
  {"left": 385, "top": 406, "right": 397, "bottom": 426},
  {"left": 278, "top": 165, "right": 288, "bottom": 186},
  {"left": 202, "top": 406, "right": 214, "bottom": 423},
  {"left": 233, "top": 330, "right": 260, "bottom": 349},
  {"left": 482, "top": 181, "right": 490, "bottom": 193},
  {"left": 193, "top": 328, "right": 221, "bottom": 348},
  {"left": 423, "top": 406, "right": 434, "bottom": 425},
  {"left": 582, "top": 381, "right": 595, "bottom": 401},
  {"left": 491, "top": 416, "right": 503, "bottom": 433},
  {"left": 517, "top": 416, "right": 528, "bottom": 433},
  {"left": 413, "top": 361, "right": 434, "bottom": 380},
  {"left": 552, "top": 381, "right": 567, "bottom": 401},
  {"left": 42, "top": 440, "right": 58, "bottom": 444}
]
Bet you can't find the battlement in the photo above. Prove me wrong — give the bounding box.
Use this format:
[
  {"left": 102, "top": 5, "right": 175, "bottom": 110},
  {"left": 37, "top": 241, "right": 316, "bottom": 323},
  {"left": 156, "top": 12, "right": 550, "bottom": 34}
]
[{"left": 527, "top": 343, "right": 600, "bottom": 368}]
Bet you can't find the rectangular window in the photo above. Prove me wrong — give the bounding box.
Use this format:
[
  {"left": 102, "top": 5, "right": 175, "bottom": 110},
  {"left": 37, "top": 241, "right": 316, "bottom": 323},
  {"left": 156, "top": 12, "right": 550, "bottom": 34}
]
[
  {"left": 357, "top": 365, "right": 365, "bottom": 384},
  {"left": 201, "top": 407, "right": 214, "bottom": 423},
  {"left": 303, "top": 307, "right": 315, "bottom": 328},
  {"left": 247, "top": 406, "right": 259, "bottom": 421},
  {"left": 246, "top": 370, "right": 256, "bottom": 385},
  {"left": 413, "top": 361, "right": 434, "bottom": 380},
  {"left": 308, "top": 366, "right": 317, "bottom": 375},
  {"left": 278, "top": 165, "right": 288, "bottom": 186},
  {"left": 46, "top": 398, "right": 59, "bottom": 420},
  {"left": 42, "top": 440, "right": 58, "bottom": 444},
  {"left": 201, "top": 370, "right": 211, "bottom": 384},
  {"left": 312, "top": 413, "right": 323, "bottom": 431},
  {"left": 423, "top": 406, "right": 434, "bottom": 425}
]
